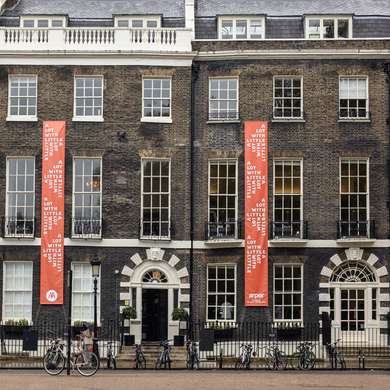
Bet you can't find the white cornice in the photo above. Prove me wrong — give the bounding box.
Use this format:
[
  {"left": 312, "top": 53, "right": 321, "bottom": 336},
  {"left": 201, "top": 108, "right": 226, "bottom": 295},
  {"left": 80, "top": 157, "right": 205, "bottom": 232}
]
[
  {"left": 194, "top": 49, "right": 390, "bottom": 61},
  {"left": 0, "top": 238, "right": 390, "bottom": 249}
]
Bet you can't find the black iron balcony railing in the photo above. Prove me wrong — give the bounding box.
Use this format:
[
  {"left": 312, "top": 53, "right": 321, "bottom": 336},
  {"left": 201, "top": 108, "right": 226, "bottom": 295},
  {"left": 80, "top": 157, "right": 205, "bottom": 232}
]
[
  {"left": 269, "top": 221, "right": 308, "bottom": 240},
  {"left": 337, "top": 220, "right": 375, "bottom": 239},
  {"left": 205, "top": 220, "right": 242, "bottom": 241},
  {"left": 139, "top": 221, "right": 174, "bottom": 240},
  {"left": 2, "top": 216, "right": 36, "bottom": 238},
  {"left": 72, "top": 218, "right": 102, "bottom": 239}
]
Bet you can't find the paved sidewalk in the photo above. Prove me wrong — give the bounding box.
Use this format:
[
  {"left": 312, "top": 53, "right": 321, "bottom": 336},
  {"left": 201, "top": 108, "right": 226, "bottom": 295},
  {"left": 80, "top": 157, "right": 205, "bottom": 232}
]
[{"left": 1, "top": 370, "right": 390, "bottom": 390}]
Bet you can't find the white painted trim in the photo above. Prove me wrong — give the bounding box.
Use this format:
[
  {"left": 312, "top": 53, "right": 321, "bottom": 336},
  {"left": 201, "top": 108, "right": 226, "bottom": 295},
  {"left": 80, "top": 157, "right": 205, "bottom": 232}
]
[
  {"left": 168, "top": 255, "right": 180, "bottom": 268},
  {"left": 319, "top": 293, "right": 330, "bottom": 302},
  {"left": 320, "top": 267, "right": 333, "bottom": 278},
  {"left": 122, "top": 265, "right": 134, "bottom": 277},
  {"left": 0, "top": 56, "right": 194, "bottom": 66},
  {"left": 131, "top": 253, "right": 143, "bottom": 266},
  {"left": 3, "top": 238, "right": 390, "bottom": 249},
  {"left": 330, "top": 254, "right": 342, "bottom": 267},
  {"left": 6, "top": 116, "right": 38, "bottom": 122},
  {"left": 377, "top": 266, "right": 388, "bottom": 277}
]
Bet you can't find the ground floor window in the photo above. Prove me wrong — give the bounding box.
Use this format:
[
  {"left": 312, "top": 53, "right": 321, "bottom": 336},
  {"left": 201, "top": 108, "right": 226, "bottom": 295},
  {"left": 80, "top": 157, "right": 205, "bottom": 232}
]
[
  {"left": 72, "top": 263, "right": 100, "bottom": 323},
  {"left": 2, "top": 261, "right": 33, "bottom": 322},
  {"left": 273, "top": 264, "right": 303, "bottom": 321},
  {"left": 207, "top": 264, "right": 236, "bottom": 322}
]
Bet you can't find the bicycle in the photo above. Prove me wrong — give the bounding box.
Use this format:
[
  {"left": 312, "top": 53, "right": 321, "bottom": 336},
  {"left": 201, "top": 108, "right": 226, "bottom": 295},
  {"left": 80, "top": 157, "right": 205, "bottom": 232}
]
[
  {"left": 296, "top": 341, "right": 316, "bottom": 370},
  {"left": 327, "top": 339, "right": 346, "bottom": 369},
  {"left": 186, "top": 340, "right": 200, "bottom": 370},
  {"left": 134, "top": 344, "right": 146, "bottom": 369},
  {"left": 235, "top": 344, "right": 254, "bottom": 369},
  {"left": 106, "top": 341, "right": 116, "bottom": 369},
  {"left": 43, "top": 336, "right": 99, "bottom": 376},
  {"left": 263, "top": 342, "right": 287, "bottom": 370},
  {"left": 155, "top": 340, "right": 172, "bottom": 369}
]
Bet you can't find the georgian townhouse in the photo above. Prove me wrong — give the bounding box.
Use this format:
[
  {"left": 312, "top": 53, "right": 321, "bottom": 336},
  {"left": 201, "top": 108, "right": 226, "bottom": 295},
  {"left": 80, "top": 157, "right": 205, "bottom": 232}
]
[{"left": 0, "top": 0, "right": 389, "bottom": 347}]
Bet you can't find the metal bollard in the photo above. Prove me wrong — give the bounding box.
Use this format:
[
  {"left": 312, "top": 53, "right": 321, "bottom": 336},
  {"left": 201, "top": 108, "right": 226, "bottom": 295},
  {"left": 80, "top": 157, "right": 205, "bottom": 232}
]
[
  {"left": 358, "top": 349, "right": 365, "bottom": 369},
  {"left": 219, "top": 348, "right": 223, "bottom": 369}
]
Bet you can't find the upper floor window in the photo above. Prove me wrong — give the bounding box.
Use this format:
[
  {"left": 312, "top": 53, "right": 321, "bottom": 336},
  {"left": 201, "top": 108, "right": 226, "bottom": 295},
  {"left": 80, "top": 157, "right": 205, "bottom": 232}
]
[
  {"left": 21, "top": 17, "right": 66, "bottom": 28},
  {"left": 72, "top": 158, "right": 102, "bottom": 239},
  {"left": 5, "top": 157, "right": 35, "bottom": 238},
  {"left": 73, "top": 76, "right": 103, "bottom": 122},
  {"left": 142, "top": 78, "right": 172, "bottom": 123},
  {"left": 141, "top": 159, "right": 171, "bottom": 240},
  {"left": 3, "top": 262, "right": 33, "bottom": 322},
  {"left": 209, "top": 78, "right": 239, "bottom": 121},
  {"left": 219, "top": 17, "right": 265, "bottom": 39},
  {"left": 8, "top": 75, "right": 37, "bottom": 121},
  {"left": 273, "top": 77, "right": 303, "bottom": 120},
  {"left": 305, "top": 17, "right": 352, "bottom": 39},
  {"left": 339, "top": 77, "right": 369, "bottom": 120},
  {"left": 273, "top": 160, "right": 303, "bottom": 239},
  {"left": 208, "top": 160, "right": 237, "bottom": 240},
  {"left": 115, "top": 16, "right": 160, "bottom": 28}
]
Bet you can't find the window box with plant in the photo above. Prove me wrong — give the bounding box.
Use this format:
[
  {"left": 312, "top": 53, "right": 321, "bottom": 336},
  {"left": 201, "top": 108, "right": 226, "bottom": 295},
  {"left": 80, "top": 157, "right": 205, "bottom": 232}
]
[{"left": 2, "top": 319, "right": 31, "bottom": 338}]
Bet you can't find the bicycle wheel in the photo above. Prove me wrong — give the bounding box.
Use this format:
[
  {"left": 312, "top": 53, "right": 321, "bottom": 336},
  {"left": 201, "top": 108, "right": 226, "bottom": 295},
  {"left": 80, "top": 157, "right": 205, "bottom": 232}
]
[
  {"left": 107, "top": 356, "right": 116, "bottom": 370},
  {"left": 298, "top": 351, "right": 316, "bottom": 370},
  {"left": 76, "top": 352, "right": 99, "bottom": 377},
  {"left": 155, "top": 357, "right": 162, "bottom": 370},
  {"left": 264, "top": 352, "right": 274, "bottom": 370},
  {"left": 235, "top": 357, "right": 244, "bottom": 369},
  {"left": 43, "top": 350, "right": 65, "bottom": 375},
  {"left": 193, "top": 356, "right": 200, "bottom": 370},
  {"left": 338, "top": 353, "right": 346, "bottom": 369},
  {"left": 137, "top": 354, "right": 146, "bottom": 369},
  {"left": 275, "top": 353, "right": 287, "bottom": 370}
]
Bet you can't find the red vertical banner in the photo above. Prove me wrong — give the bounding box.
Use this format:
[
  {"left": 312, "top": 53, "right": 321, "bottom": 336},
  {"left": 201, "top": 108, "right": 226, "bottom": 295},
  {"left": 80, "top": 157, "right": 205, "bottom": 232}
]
[
  {"left": 40, "top": 121, "right": 65, "bottom": 305},
  {"left": 245, "top": 121, "right": 268, "bottom": 307}
]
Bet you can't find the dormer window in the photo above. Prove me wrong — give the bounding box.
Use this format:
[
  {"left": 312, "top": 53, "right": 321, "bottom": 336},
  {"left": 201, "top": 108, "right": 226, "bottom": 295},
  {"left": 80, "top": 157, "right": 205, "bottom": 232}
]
[
  {"left": 21, "top": 16, "right": 66, "bottom": 28},
  {"left": 305, "top": 16, "right": 352, "bottom": 39},
  {"left": 115, "top": 16, "right": 161, "bottom": 29},
  {"left": 219, "top": 17, "right": 265, "bottom": 40}
]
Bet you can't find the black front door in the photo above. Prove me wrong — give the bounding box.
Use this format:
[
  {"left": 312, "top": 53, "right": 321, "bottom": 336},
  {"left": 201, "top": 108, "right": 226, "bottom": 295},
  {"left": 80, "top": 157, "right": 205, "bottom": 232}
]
[{"left": 142, "top": 289, "right": 168, "bottom": 341}]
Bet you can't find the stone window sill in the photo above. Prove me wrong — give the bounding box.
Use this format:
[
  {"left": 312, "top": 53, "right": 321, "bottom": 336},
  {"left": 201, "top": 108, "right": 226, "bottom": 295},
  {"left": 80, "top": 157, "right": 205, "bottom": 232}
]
[{"left": 7, "top": 116, "right": 38, "bottom": 122}]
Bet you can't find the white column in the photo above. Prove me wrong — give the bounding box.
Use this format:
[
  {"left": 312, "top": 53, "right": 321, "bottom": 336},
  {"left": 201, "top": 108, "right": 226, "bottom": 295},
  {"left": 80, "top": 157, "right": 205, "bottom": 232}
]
[{"left": 185, "top": 0, "right": 195, "bottom": 38}]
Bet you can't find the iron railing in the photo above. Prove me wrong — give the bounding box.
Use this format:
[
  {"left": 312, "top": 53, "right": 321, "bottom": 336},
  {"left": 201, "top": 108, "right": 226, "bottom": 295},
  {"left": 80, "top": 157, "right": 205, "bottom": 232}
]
[
  {"left": 72, "top": 218, "right": 102, "bottom": 239},
  {"left": 269, "top": 221, "right": 308, "bottom": 240},
  {"left": 337, "top": 220, "right": 375, "bottom": 239},
  {"left": 1, "top": 217, "right": 35, "bottom": 238},
  {"left": 205, "top": 220, "right": 242, "bottom": 241}
]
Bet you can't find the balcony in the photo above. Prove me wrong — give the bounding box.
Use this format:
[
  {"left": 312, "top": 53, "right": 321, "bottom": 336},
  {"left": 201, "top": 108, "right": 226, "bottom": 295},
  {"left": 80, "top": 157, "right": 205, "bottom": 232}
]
[
  {"left": 269, "top": 221, "right": 308, "bottom": 241},
  {"left": 72, "top": 218, "right": 102, "bottom": 240},
  {"left": 139, "top": 221, "right": 173, "bottom": 241},
  {"left": 205, "top": 220, "right": 243, "bottom": 242},
  {"left": 2, "top": 217, "right": 35, "bottom": 239},
  {"left": 337, "top": 220, "right": 375, "bottom": 241},
  {"left": 0, "top": 27, "right": 192, "bottom": 53}
]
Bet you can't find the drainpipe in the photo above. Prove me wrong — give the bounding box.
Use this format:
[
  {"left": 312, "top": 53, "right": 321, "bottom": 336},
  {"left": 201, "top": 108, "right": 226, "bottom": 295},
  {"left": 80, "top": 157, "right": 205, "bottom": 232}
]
[
  {"left": 189, "top": 63, "right": 199, "bottom": 332},
  {"left": 385, "top": 63, "right": 390, "bottom": 238}
]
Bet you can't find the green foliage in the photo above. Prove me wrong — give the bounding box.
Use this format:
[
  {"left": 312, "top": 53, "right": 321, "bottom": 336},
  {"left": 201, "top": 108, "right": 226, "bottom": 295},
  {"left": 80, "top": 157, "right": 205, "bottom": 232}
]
[
  {"left": 122, "top": 306, "right": 137, "bottom": 320},
  {"left": 4, "top": 319, "right": 29, "bottom": 326},
  {"left": 171, "top": 307, "right": 188, "bottom": 321}
]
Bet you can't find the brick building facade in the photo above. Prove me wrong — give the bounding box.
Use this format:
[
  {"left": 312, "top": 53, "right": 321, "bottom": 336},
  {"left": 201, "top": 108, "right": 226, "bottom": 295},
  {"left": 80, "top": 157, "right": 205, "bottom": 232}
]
[{"left": 0, "top": 0, "right": 390, "bottom": 344}]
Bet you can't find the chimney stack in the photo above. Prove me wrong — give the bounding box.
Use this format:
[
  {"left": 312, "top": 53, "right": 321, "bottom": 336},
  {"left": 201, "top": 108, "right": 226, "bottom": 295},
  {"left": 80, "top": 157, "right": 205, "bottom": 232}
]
[{"left": 185, "top": 0, "right": 195, "bottom": 38}]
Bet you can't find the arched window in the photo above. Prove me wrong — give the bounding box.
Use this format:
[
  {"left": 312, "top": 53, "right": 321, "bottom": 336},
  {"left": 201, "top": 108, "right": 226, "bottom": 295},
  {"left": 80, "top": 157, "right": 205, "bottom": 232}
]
[
  {"left": 142, "top": 270, "right": 168, "bottom": 284},
  {"left": 330, "top": 261, "right": 376, "bottom": 283}
]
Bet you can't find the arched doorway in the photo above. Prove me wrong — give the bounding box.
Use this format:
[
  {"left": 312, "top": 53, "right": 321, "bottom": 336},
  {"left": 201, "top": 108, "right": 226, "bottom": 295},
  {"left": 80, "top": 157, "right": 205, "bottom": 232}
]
[
  {"left": 319, "top": 248, "right": 389, "bottom": 344},
  {"left": 120, "top": 249, "right": 189, "bottom": 344}
]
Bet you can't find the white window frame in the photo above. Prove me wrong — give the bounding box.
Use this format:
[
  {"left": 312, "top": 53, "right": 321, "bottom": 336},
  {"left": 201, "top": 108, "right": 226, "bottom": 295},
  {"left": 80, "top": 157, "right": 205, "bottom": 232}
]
[
  {"left": 218, "top": 16, "right": 265, "bottom": 40},
  {"left": 206, "top": 264, "right": 237, "bottom": 323},
  {"left": 72, "top": 157, "right": 103, "bottom": 239},
  {"left": 339, "top": 76, "right": 369, "bottom": 121},
  {"left": 2, "top": 261, "right": 33, "bottom": 323},
  {"left": 272, "top": 159, "right": 303, "bottom": 239},
  {"left": 7, "top": 75, "right": 38, "bottom": 122},
  {"left": 140, "top": 158, "right": 171, "bottom": 240},
  {"left": 114, "top": 16, "right": 161, "bottom": 28},
  {"left": 273, "top": 263, "right": 303, "bottom": 323},
  {"left": 305, "top": 16, "right": 353, "bottom": 40},
  {"left": 5, "top": 157, "right": 35, "bottom": 238},
  {"left": 207, "top": 159, "right": 238, "bottom": 240},
  {"left": 20, "top": 16, "right": 67, "bottom": 28},
  {"left": 339, "top": 158, "right": 370, "bottom": 237},
  {"left": 73, "top": 75, "right": 104, "bottom": 122},
  {"left": 141, "top": 77, "right": 172, "bottom": 123},
  {"left": 273, "top": 76, "right": 304, "bottom": 120},
  {"left": 71, "top": 262, "right": 101, "bottom": 325},
  {"left": 208, "top": 77, "right": 239, "bottom": 121}
]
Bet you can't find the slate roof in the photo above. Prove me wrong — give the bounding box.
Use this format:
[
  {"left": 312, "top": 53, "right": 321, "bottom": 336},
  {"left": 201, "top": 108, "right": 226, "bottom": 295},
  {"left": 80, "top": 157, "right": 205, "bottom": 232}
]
[
  {"left": 1, "top": 0, "right": 185, "bottom": 18},
  {"left": 197, "top": 0, "right": 390, "bottom": 17}
]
